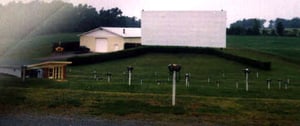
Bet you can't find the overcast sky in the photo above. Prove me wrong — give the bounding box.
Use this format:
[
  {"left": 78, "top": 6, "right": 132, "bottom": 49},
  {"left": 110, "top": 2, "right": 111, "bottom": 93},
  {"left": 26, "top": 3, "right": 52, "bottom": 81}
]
[{"left": 1, "top": 0, "right": 300, "bottom": 26}]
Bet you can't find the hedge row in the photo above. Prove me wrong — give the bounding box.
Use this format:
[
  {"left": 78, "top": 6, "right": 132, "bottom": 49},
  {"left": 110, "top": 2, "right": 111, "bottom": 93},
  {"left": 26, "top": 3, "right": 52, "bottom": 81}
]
[{"left": 67, "top": 46, "right": 271, "bottom": 70}]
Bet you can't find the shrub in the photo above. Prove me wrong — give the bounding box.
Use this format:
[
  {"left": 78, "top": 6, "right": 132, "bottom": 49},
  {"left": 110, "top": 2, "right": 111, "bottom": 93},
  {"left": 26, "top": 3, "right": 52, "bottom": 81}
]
[{"left": 75, "top": 46, "right": 90, "bottom": 54}]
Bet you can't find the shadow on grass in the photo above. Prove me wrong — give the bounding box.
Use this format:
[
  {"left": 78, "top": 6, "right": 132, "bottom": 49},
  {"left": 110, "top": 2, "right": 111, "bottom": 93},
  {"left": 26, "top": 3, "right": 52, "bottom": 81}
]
[
  {"left": 48, "top": 96, "right": 82, "bottom": 108},
  {"left": 236, "top": 99, "right": 300, "bottom": 115},
  {"left": 0, "top": 75, "right": 29, "bottom": 114},
  {"left": 0, "top": 89, "right": 27, "bottom": 106},
  {"left": 89, "top": 100, "right": 185, "bottom": 116}
]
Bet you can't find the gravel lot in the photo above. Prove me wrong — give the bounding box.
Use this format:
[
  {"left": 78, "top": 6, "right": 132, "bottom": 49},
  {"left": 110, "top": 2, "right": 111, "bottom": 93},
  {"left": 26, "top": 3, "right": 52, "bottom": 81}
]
[{"left": 0, "top": 114, "right": 157, "bottom": 126}]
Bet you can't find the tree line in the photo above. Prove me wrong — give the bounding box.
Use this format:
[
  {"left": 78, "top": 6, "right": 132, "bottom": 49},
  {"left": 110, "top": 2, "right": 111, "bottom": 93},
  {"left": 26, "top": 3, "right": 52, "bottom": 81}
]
[
  {"left": 1, "top": 0, "right": 299, "bottom": 39},
  {"left": 227, "top": 18, "right": 300, "bottom": 36},
  {"left": 0, "top": 1, "right": 140, "bottom": 39}
]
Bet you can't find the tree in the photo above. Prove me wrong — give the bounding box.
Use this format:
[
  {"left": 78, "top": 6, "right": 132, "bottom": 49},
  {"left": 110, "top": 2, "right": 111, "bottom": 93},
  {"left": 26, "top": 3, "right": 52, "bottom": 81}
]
[
  {"left": 276, "top": 22, "right": 285, "bottom": 36},
  {"left": 0, "top": 1, "right": 141, "bottom": 38},
  {"left": 251, "top": 19, "right": 261, "bottom": 35},
  {"left": 274, "top": 18, "right": 300, "bottom": 28},
  {"left": 228, "top": 18, "right": 265, "bottom": 35},
  {"left": 292, "top": 29, "right": 299, "bottom": 37},
  {"left": 268, "top": 20, "right": 275, "bottom": 29},
  {"left": 99, "top": 7, "right": 123, "bottom": 26},
  {"left": 227, "top": 26, "right": 246, "bottom": 35}
]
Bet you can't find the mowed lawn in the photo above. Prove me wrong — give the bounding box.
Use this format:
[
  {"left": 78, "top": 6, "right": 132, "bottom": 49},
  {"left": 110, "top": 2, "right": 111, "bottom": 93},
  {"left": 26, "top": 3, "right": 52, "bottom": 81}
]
[
  {"left": 1, "top": 34, "right": 299, "bottom": 63},
  {"left": 1, "top": 34, "right": 300, "bottom": 125},
  {"left": 227, "top": 35, "right": 300, "bottom": 61},
  {"left": 1, "top": 52, "right": 300, "bottom": 125}
]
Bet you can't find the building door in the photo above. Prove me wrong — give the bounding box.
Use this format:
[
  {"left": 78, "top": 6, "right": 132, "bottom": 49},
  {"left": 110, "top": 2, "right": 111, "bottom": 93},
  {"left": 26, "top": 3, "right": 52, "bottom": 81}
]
[{"left": 95, "top": 39, "right": 108, "bottom": 52}]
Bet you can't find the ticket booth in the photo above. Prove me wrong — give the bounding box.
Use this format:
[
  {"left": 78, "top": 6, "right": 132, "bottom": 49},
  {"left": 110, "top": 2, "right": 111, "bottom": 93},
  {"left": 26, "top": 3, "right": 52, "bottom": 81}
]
[{"left": 26, "top": 61, "right": 72, "bottom": 80}]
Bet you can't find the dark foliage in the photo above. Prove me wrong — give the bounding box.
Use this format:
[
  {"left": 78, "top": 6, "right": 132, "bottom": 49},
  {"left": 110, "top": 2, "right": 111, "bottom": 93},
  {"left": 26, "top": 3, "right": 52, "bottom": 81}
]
[
  {"left": 67, "top": 46, "right": 271, "bottom": 70},
  {"left": 52, "top": 42, "right": 80, "bottom": 52},
  {"left": 227, "top": 18, "right": 265, "bottom": 35},
  {"left": 75, "top": 46, "right": 90, "bottom": 54},
  {"left": 0, "top": 1, "right": 140, "bottom": 39},
  {"left": 270, "top": 18, "right": 300, "bottom": 28},
  {"left": 276, "top": 22, "right": 285, "bottom": 36},
  {"left": 228, "top": 18, "right": 300, "bottom": 36},
  {"left": 124, "top": 43, "right": 142, "bottom": 49}
]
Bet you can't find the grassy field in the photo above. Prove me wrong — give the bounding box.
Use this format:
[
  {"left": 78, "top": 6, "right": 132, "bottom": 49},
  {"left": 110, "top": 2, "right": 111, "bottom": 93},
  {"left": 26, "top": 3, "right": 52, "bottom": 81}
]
[
  {"left": 1, "top": 52, "right": 300, "bottom": 125},
  {"left": 0, "top": 33, "right": 78, "bottom": 65},
  {"left": 1, "top": 34, "right": 299, "bottom": 64},
  {"left": 227, "top": 35, "right": 300, "bottom": 61},
  {"left": 1, "top": 35, "right": 300, "bottom": 125}
]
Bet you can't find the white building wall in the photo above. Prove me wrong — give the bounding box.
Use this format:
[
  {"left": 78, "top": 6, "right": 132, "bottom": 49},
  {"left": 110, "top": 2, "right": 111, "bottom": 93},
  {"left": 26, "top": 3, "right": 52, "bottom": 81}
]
[
  {"left": 85, "top": 30, "right": 117, "bottom": 38},
  {"left": 142, "top": 11, "right": 226, "bottom": 48},
  {"left": 0, "top": 66, "right": 22, "bottom": 78}
]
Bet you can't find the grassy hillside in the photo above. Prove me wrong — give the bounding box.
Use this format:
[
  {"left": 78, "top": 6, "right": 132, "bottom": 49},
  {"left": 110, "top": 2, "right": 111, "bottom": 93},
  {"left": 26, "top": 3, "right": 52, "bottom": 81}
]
[
  {"left": 0, "top": 33, "right": 78, "bottom": 65},
  {"left": 227, "top": 35, "right": 300, "bottom": 61},
  {"left": 1, "top": 51, "right": 300, "bottom": 125},
  {"left": 1, "top": 34, "right": 300, "bottom": 125},
  {"left": 1, "top": 34, "right": 299, "bottom": 65},
  {"left": 67, "top": 53, "right": 299, "bottom": 98}
]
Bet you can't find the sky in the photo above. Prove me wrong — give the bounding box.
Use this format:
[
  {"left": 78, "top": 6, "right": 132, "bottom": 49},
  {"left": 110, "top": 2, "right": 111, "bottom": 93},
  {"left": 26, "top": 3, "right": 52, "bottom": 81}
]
[{"left": 1, "top": 0, "right": 300, "bottom": 26}]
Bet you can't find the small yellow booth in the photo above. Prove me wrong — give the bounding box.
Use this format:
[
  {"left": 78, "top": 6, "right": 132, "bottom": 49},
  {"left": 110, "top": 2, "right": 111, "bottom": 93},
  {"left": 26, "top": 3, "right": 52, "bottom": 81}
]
[{"left": 25, "top": 61, "right": 72, "bottom": 80}]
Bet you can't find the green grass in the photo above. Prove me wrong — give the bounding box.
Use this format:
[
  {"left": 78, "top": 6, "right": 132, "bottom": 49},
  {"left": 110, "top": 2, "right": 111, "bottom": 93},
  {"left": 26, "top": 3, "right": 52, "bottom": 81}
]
[
  {"left": 2, "top": 34, "right": 300, "bottom": 64},
  {"left": 90, "top": 100, "right": 185, "bottom": 116},
  {"left": 0, "top": 33, "right": 79, "bottom": 65},
  {"left": 1, "top": 34, "right": 300, "bottom": 125},
  {"left": 5, "top": 52, "right": 296, "bottom": 99},
  {"left": 227, "top": 35, "right": 300, "bottom": 61},
  {"left": 1, "top": 51, "right": 300, "bottom": 125},
  {"left": 19, "top": 33, "right": 78, "bottom": 57},
  {"left": 1, "top": 86, "right": 299, "bottom": 125}
]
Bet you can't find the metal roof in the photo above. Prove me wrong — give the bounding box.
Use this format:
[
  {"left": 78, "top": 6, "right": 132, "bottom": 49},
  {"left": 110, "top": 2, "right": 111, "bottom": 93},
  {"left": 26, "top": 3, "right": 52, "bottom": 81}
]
[
  {"left": 79, "top": 27, "right": 141, "bottom": 38},
  {"left": 26, "top": 61, "right": 72, "bottom": 70}
]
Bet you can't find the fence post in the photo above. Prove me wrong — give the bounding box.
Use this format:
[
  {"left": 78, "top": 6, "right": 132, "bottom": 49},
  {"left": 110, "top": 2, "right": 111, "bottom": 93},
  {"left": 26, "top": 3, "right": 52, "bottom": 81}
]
[
  {"left": 106, "top": 72, "right": 112, "bottom": 83},
  {"left": 127, "top": 66, "right": 134, "bottom": 86},
  {"left": 267, "top": 79, "right": 271, "bottom": 90},
  {"left": 185, "top": 73, "right": 190, "bottom": 88},
  {"left": 243, "top": 68, "right": 250, "bottom": 91}
]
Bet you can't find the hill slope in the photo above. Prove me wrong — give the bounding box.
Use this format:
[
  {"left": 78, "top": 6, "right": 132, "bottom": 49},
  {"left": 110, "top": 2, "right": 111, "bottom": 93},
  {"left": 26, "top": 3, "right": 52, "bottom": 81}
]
[
  {"left": 1, "top": 52, "right": 300, "bottom": 125},
  {"left": 1, "top": 35, "right": 300, "bottom": 125},
  {"left": 227, "top": 35, "right": 300, "bottom": 61},
  {"left": 0, "top": 33, "right": 78, "bottom": 65}
]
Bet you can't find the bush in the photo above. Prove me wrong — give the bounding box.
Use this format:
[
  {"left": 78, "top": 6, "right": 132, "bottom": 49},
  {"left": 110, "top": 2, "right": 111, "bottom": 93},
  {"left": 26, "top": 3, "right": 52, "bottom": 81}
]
[
  {"left": 68, "top": 46, "right": 271, "bottom": 70},
  {"left": 75, "top": 46, "right": 90, "bottom": 54},
  {"left": 52, "top": 42, "right": 80, "bottom": 52}
]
